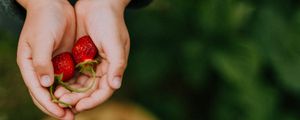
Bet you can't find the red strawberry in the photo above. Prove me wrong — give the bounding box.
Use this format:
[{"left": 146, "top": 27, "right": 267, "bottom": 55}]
[
  {"left": 50, "top": 52, "right": 75, "bottom": 108},
  {"left": 50, "top": 51, "right": 96, "bottom": 100},
  {"left": 52, "top": 52, "right": 75, "bottom": 81},
  {"left": 72, "top": 35, "right": 100, "bottom": 77},
  {"left": 72, "top": 35, "right": 98, "bottom": 64}
]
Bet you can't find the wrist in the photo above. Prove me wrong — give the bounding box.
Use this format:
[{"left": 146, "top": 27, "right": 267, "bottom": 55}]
[
  {"left": 100, "top": 0, "right": 131, "bottom": 8},
  {"left": 17, "top": 0, "right": 69, "bottom": 10},
  {"left": 77, "top": 0, "right": 130, "bottom": 12}
]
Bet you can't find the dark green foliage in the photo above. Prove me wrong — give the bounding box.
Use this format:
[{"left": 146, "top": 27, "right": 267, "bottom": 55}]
[{"left": 123, "top": 0, "right": 300, "bottom": 119}]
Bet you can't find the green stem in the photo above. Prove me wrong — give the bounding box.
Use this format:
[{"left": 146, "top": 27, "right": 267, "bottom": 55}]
[
  {"left": 58, "top": 59, "right": 99, "bottom": 93},
  {"left": 58, "top": 77, "right": 96, "bottom": 93},
  {"left": 49, "top": 85, "right": 72, "bottom": 108}
]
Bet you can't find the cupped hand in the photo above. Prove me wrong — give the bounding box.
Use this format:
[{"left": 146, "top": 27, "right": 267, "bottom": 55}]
[
  {"left": 54, "top": 0, "right": 131, "bottom": 112},
  {"left": 16, "top": 0, "right": 76, "bottom": 119}
]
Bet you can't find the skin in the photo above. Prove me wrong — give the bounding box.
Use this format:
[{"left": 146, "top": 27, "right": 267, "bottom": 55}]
[
  {"left": 17, "top": 0, "right": 75, "bottom": 119},
  {"left": 16, "top": 0, "right": 130, "bottom": 119},
  {"left": 54, "top": 0, "right": 131, "bottom": 113}
]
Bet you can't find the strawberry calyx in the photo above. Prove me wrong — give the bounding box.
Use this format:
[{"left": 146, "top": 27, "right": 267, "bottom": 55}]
[
  {"left": 76, "top": 59, "right": 99, "bottom": 77},
  {"left": 66, "top": 59, "right": 100, "bottom": 92}
]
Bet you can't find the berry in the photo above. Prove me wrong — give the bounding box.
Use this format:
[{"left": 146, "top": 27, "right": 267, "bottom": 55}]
[{"left": 52, "top": 52, "right": 75, "bottom": 81}]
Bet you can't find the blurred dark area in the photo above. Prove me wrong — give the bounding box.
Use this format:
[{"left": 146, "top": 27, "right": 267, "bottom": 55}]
[{"left": 1, "top": 0, "right": 300, "bottom": 120}]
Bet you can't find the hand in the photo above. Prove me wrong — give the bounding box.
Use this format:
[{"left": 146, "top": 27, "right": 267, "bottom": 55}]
[
  {"left": 16, "top": 0, "right": 76, "bottom": 119},
  {"left": 54, "top": 0, "right": 131, "bottom": 112}
]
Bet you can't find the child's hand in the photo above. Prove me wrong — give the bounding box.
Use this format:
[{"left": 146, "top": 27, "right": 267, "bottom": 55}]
[
  {"left": 16, "top": 0, "right": 76, "bottom": 119},
  {"left": 54, "top": 0, "right": 131, "bottom": 112}
]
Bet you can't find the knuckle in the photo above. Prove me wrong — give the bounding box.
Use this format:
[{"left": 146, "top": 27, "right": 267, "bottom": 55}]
[
  {"left": 33, "top": 59, "right": 51, "bottom": 69},
  {"left": 115, "top": 59, "right": 127, "bottom": 69},
  {"left": 75, "top": 1, "right": 89, "bottom": 15}
]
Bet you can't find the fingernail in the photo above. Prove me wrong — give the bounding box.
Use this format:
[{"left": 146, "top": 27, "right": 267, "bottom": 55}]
[
  {"left": 112, "top": 77, "right": 122, "bottom": 89},
  {"left": 41, "top": 75, "right": 50, "bottom": 86}
]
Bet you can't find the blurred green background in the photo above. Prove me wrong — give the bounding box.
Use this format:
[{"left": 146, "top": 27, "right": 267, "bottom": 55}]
[{"left": 1, "top": 0, "right": 300, "bottom": 120}]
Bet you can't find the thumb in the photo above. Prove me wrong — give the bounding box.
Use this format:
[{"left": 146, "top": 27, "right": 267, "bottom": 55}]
[
  {"left": 108, "top": 59, "right": 127, "bottom": 89},
  {"left": 31, "top": 40, "right": 55, "bottom": 87},
  {"left": 104, "top": 43, "right": 127, "bottom": 89}
]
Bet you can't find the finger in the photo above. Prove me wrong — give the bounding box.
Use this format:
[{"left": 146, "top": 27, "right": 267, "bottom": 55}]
[
  {"left": 23, "top": 13, "right": 62, "bottom": 87},
  {"left": 75, "top": 84, "right": 114, "bottom": 112},
  {"left": 53, "top": 12, "right": 76, "bottom": 56},
  {"left": 75, "top": 7, "right": 88, "bottom": 40},
  {"left": 77, "top": 61, "right": 106, "bottom": 86},
  {"left": 71, "top": 107, "right": 79, "bottom": 114},
  {"left": 30, "top": 91, "right": 75, "bottom": 120},
  {"left": 54, "top": 84, "right": 81, "bottom": 98},
  {"left": 54, "top": 77, "right": 91, "bottom": 106},
  {"left": 59, "top": 75, "right": 100, "bottom": 107},
  {"left": 61, "top": 109, "right": 75, "bottom": 120},
  {"left": 75, "top": 73, "right": 114, "bottom": 112},
  {"left": 125, "top": 39, "right": 130, "bottom": 61},
  {"left": 29, "top": 91, "right": 56, "bottom": 117},
  {"left": 55, "top": 63, "right": 103, "bottom": 107},
  {"left": 30, "top": 37, "right": 55, "bottom": 87},
  {"left": 17, "top": 41, "right": 65, "bottom": 118},
  {"left": 32, "top": 91, "right": 75, "bottom": 120},
  {"left": 105, "top": 42, "right": 127, "bottom": 90},
  {"left": 90, "top": 34, "right": 127, "bottom": 90},
  {"left": 75, "top": 74, "right": 90, "bottom": 87},
  {"left": 58, "top": 61, "right": 105, "bottom": 107},
  {"left": 58, "top": 63, "right": 104, "bottom": 109}
]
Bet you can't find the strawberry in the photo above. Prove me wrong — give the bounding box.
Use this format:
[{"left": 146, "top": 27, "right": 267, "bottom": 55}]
[
  {"left": 52, "top": 51, "right": 96, "bottom": 93},
  {"left": 72, "top": 35, "right": 97, "bottom": 64},
  {"left": 72, "top": 35, "right": 100, "bottom": 77},
  {"left": 48, "top": 36, "right": 100, "bottom": 107},
  {"left": 52, "top": 52, "right": 75, "bottom": 81},
  {"left": 50, "top": 52, "right": 75, "bottom": 108}
]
